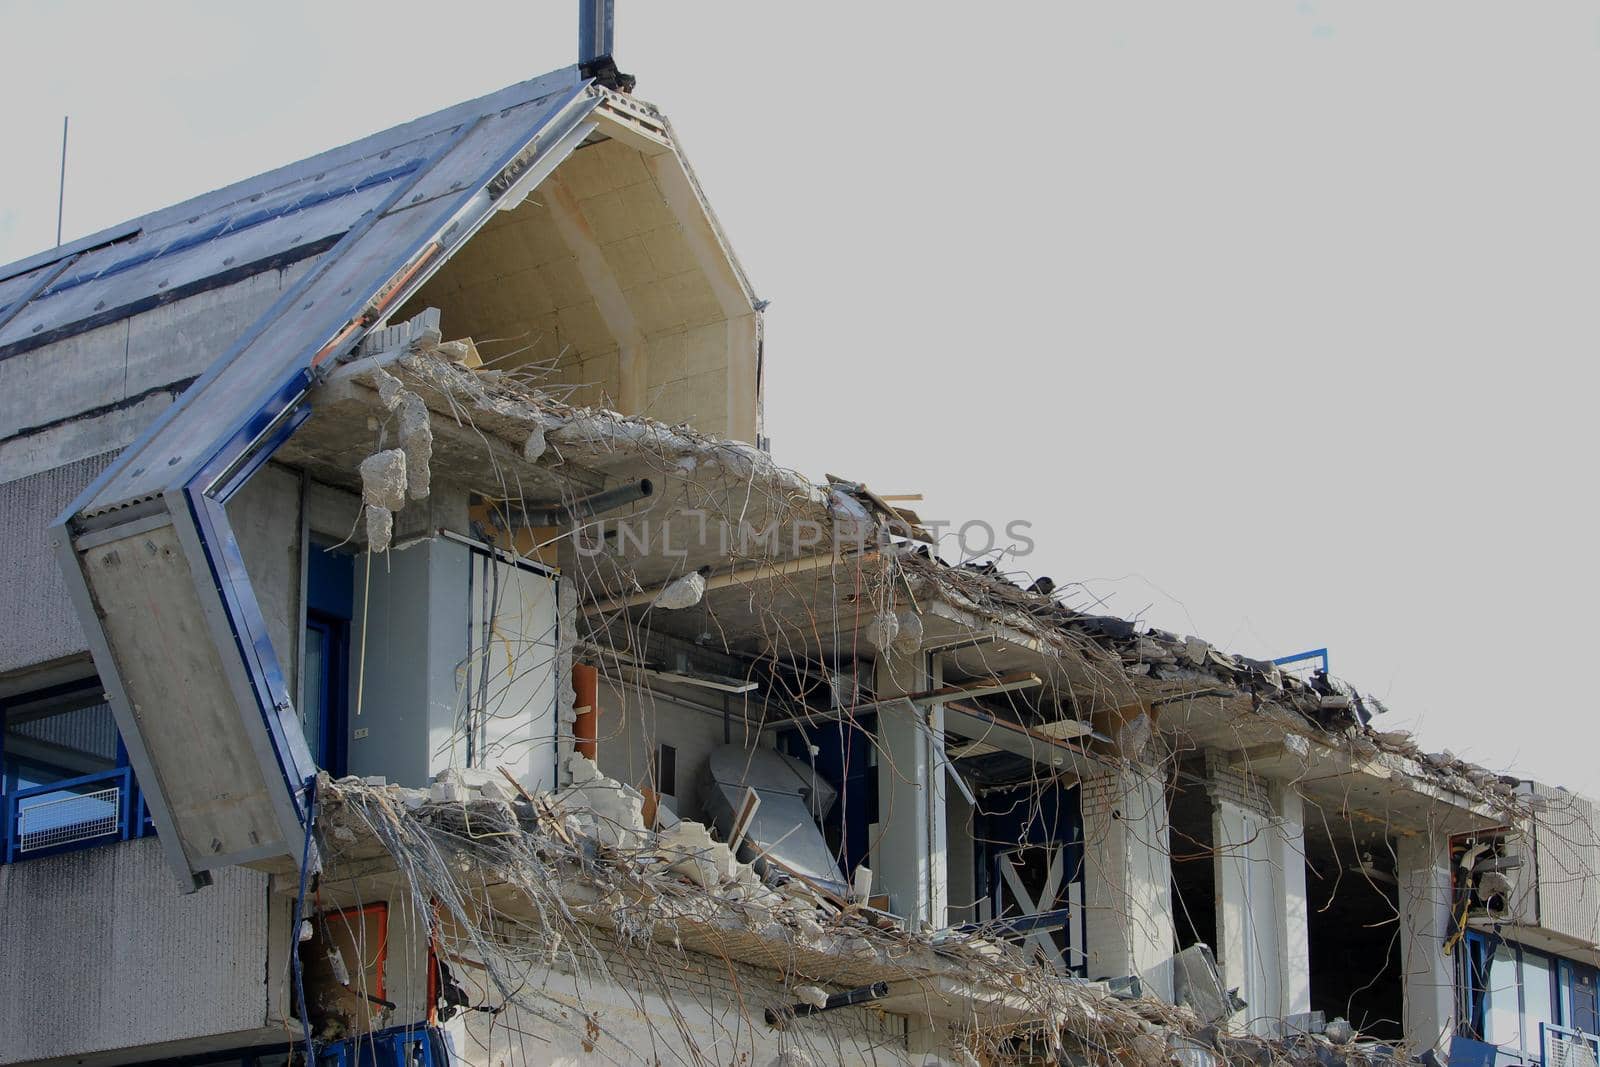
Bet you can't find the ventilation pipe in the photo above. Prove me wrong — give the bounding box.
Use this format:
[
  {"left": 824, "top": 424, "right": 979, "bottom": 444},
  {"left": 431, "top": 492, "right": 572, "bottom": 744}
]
[{"left": 496, "top": 478, "right": 653, "bottom": 530}]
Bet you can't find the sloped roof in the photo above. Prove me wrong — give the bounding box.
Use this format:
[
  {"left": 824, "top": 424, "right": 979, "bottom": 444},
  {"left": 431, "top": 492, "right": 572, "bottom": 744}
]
[
  {"left": 49, "top": 65, "right": 606, "bottom": 887},
  {"left": 0, "top": 69, "right": 582, "bottom": 360}
]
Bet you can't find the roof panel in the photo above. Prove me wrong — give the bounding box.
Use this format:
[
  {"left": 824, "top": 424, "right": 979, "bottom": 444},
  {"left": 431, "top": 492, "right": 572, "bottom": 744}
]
[{"left": 0, "top": 71, "right": 576, "bottom": 359}]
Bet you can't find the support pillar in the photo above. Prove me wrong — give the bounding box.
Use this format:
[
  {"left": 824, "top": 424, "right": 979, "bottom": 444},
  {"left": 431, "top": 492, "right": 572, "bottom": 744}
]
[
  {"left": 1398, "top": 831, "right": 1457, "bottom": 1053},
  {"left": 872, "top": 651, "right": 947, "bottom": 927},
  {"left": 1278, "top": 787, "right": 1312, "bottom": 1024},
  {"left": 1082, "top": 761, "right": 1175, "bottom": 998}
]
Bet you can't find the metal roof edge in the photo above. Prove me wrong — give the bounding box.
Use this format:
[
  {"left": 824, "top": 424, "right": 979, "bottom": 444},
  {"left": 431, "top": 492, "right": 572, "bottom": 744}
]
[{"left": 0, "top": 66, "right": 582, "bottom": 284}]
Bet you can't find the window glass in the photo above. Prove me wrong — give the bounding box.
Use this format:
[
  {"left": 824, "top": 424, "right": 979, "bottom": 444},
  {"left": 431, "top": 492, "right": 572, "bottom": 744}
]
[
  {"left": 303, "top": 619, "right": 330, "bottom": 765},
  {"left": 1485, "top": 945, "right": 1523, "bottom": 1051},
  {"left": 1524, "top": 954, "right": 1556, "bottom": 1053},
  {"left": 2, "top": 682, "right": 124, "bottom": 854},
  {"left": 2, "top": 684, "right": 117, "bottom": 791}
]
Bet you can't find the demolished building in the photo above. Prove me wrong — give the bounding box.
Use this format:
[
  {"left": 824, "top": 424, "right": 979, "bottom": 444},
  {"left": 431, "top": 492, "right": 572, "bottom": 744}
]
[{"left": 2, "top": 28, "right": 1599, "bottom": 1067}]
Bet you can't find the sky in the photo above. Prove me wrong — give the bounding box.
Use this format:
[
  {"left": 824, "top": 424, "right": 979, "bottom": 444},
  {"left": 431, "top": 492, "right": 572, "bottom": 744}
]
[{"left": 2, "top": 1, "right": 1597, "bottom": 793}]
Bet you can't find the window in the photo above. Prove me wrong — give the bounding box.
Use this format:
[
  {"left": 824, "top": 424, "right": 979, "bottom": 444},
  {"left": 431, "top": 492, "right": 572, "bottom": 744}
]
[
  {"left": 1465, "top": 934, "right": 1594, "bottom": 1065},
  {"left": 656, "top": 744, "right": 677, "bottom": 799},
  {"left": 303, "top": 543, "right": 354, "bottom": 776},
  {"left": 1, "top": 677, "right": 150, "bottom": 862}
]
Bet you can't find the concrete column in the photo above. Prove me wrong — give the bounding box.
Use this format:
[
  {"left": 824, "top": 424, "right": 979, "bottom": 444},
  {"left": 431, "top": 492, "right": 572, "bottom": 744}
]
[
  {"left": 1398, "top": 831, "right": 1457, "bottom": 1053},
  {"left": 1081, "top": 762, "right": 1175, "bottom": 998},
  {"left": 1277, "top": 787, "right": 1312, "bottom": 1023},
  {"left": 872, "top": 651, "right": 947, "bottom": 927},
  {"left": 1214, "top": 797, "right": 1283, "bottom": 1036}
]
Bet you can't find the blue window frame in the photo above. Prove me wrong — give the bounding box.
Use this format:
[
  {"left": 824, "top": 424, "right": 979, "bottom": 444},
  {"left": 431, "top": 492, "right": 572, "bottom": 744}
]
[
  {"left": 112, "top": 1022, "right": 452, "bottom": 1066},
  {"left": 303, "top": 543, "right": 354, "bottom": 777},
  {"left": 1463, "top": 932, "right": 1600, "bottom": 1065},
  {"left": 1, "top": 676, "right": 152, "bottom": 863}
]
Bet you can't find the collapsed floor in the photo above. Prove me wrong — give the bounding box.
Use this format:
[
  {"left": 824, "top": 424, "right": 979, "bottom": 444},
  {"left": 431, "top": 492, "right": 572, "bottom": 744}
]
[
  {"left": 308, "top": 767, "right": 1437, "bottom": 1067},
  {"left": 267, "top": 319, "right": 1546, "bottom": 1066}
]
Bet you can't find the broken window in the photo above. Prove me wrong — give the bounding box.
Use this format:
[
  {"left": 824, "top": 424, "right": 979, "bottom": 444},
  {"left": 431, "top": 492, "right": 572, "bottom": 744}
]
[
  {"left": 1168, "top": 772, "right": 1218, "bottom": 956},
  {"left": 1304, "top": 823, "right": 1403, "bottom": 1040},
  {"left": 970, "top": 779, "right": 1085, "bottom": 974}
]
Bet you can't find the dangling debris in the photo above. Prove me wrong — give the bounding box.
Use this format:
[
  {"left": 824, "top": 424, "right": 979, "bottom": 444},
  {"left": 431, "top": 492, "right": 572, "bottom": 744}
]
[
  {"left": 523, "top": 425, "right": 547, "bottom": 461},
  {"left": 891, "top": 609, "right": 924, "bottom": 655},
  {"left": 654, "top": 565, "right": 711, "bottom": 610},
  {"left": 359, "top": 449, "right": 407, "bottom": 512},
  {"left": 863, "top": 610, "right": 900, "bottom": 652},
  {"left": 364, "top": 505, "right": 393, "bottom": 553},
  {"left": 395, "top": 393, "right": 433, "bottom": 501}
]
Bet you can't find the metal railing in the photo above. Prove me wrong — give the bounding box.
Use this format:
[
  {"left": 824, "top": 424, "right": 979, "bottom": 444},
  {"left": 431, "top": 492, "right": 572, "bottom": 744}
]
[
  {"left": 2, "top": 766, "right": 144, "bottom": 864},
  {"left": 1544, "top": 1024, "right": 1600, "bottom": 1067}
]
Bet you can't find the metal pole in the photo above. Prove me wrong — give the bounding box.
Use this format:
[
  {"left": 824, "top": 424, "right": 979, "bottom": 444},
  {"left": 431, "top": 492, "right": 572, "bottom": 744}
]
[
  {"left": 56, "top": 116, "right": 69, "bottom": 247},
  {"left": 579, "top": 0, "right": 613, "bottom": 64}
]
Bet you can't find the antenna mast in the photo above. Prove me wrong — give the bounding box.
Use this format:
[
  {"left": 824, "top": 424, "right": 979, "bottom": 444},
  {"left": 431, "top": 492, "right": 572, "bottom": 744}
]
[{"left": 56, "top": 116, "right": 69, "bottom": 248}]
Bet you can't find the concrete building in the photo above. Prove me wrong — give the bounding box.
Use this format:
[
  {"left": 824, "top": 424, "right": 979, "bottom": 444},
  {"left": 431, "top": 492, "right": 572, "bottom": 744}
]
[{"left": 2, "top": 38, "right": 1597, "bottom": 1067}]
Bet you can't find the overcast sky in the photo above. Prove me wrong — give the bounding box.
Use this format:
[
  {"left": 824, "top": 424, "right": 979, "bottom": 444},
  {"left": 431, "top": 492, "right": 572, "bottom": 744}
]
[{"left": 3, "top": 2, "right": 1596, "bottom": 794}]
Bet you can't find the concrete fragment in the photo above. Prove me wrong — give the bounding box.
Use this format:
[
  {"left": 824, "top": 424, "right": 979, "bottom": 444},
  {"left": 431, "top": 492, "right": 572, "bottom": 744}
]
[
  {"left": 863, "top": 610, "right": 899, "bottom": 651},
  {"left": 364, "top": 505, "right": 393, "bottom": 552},
  {"left": 766, "top": 1053, "right": 814, "bottom": 1067},
  {"left": 554, "top": 755, "right": 647, "bottom": 849},
  {"left": 373, "top": 366, "right": 406, "bottom": 412},
  {"left": 395, "top": 392, "right": 433, "bottom": 501},
  {"left": 794, "top": 985, "right": 828, "bottom": 1009},
  {"left": 523, "top": 426, "right": 547, "bottom": 461},
  {"left": 430, "top": 770, "right": 464, "bottom": 804},
  {"left": 653, "top": 566, "right": 708, "bottom": 611},
  {"left": 891, "top": 610, "right": 923, "bottom": 656},
  {"left": 433, "top": 338, "right": 482, "bottom": 367},
  {"left": 657, "top": 819, "right": 737, "bottom": 887},
  {"left": 360, "top": 449, "right": 407, "bottom": 511}
]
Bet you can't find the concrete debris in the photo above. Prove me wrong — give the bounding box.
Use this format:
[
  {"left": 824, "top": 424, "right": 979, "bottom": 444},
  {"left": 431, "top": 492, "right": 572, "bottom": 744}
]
[
  {"left": 359, "top": 448, "right": 407, "bottom": 512},
  {"left": 793, "top": 985, "right": 828, "bottom": 1009},
  {"left": 863, "top": 610, "right": 900, "bottom": 652},
  {"left": 653, "top": 566, "right": 708, "bottom": 611},
  {"left": 891, "top": 610, "right": 924, "bottom": 656},
  {"left": 656, "top": 819, "right": 736, "bottom": 887},
  {"left": 766, "top": 1053, "right": 815, "bottom": 1067},
  {"left": 373, "top": 366, "right": 406, "bottom": 412},
  {"left": 553, "top": 754, "right": 647, "bottom": 849},
  {"left": 523, "top": 425, "right": 547, "bottom": 461},
  {"left": 433, "top": 337, "right": 482, "bottom": 367},
  {"left": 364, "top": 505, "right": 393, "bottom": 553},
  {"left": 394, "top": 392, "right": 433, "bottom": 501},
  {"left": 1324, "top": 1018, "right": 1356, "bottom": 1045}
]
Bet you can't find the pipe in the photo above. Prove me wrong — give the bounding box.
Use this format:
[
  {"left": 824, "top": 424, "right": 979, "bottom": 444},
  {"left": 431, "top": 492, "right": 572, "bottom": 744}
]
[
  {"left": 502, "top": 478, "right": 653, "bottom": 528},
  {"left": 572, "top": 663, "right": 599, "bottom": 761},
  {"left": 765, "top": 982, "right": 889, "bottom": 1026},
  {"left": 586, "top": 548, "right": 878, "bottom": 615},
  {"left": 578, "top": 0, "right": 614, "bottom": 65}
]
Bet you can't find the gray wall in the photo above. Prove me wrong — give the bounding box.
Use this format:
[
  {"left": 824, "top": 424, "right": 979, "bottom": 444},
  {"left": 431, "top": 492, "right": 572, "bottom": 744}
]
[
  {"left": 1533, "top": 783, "right": 1600, "bottom": 946},
  {"left": 348, "top": 538, "right": 471, "bottom": 787},
  {"left": 597, "top": 681, "right": 761, "bottom": 824},
  {"left": 0, "top": 839, "right": 273, "bottom": 1065},
  {"left": 0, "top": 453, "right": 114, "bottom": 674},
  {"left": 0, "top": 260, "right": 320, "bottom": 484}
]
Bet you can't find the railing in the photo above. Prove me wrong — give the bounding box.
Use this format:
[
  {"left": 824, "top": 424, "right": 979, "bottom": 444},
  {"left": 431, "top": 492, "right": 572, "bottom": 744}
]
[
  {"left": 1, "top": 766, "right": 147, "bottom": 864},
  {"left": 1544, "top": 1025, "right": 1600, "bottom": 1067}
]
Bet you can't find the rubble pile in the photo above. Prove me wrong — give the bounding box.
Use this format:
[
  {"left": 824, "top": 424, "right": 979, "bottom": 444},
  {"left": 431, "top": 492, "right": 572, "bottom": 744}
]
[{"left": 317, "top": 767, "right": 1430, "bottom": 1067}]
